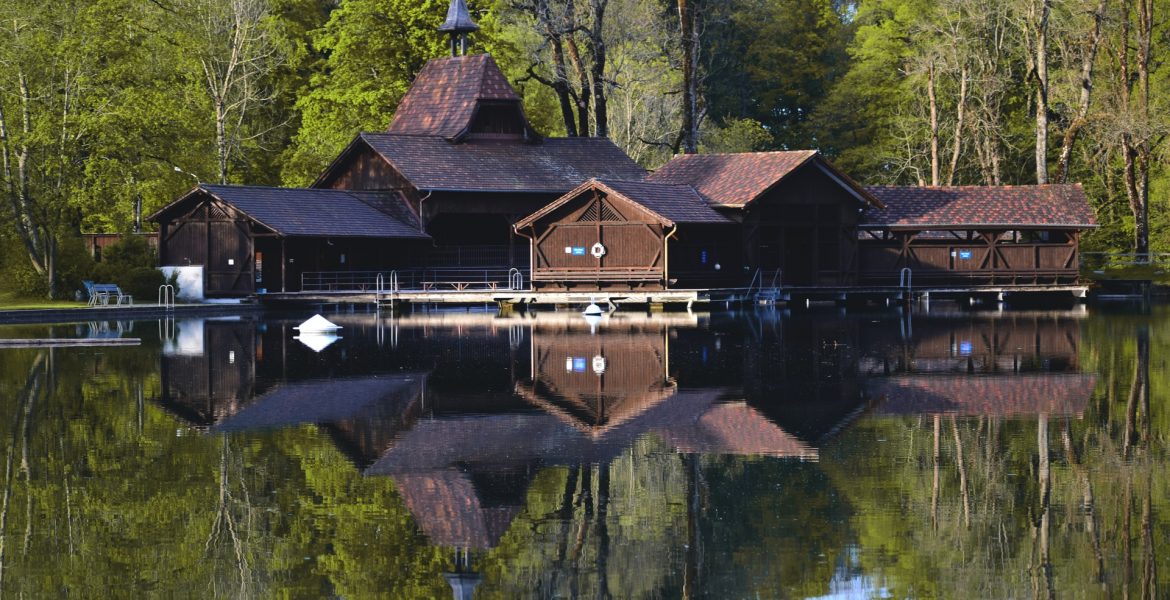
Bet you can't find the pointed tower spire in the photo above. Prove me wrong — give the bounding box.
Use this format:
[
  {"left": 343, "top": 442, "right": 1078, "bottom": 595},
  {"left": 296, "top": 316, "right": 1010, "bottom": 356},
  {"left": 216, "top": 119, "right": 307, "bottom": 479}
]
[{"left": 438, "top": 0, "right": 478, "bottom": 57}]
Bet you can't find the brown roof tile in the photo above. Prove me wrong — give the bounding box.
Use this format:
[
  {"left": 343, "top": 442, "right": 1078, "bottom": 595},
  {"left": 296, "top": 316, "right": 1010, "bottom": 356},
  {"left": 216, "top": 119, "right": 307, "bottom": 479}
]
[
  {"left": 387, "top": 54, "right": 521, "bottom": 140},
  {"left": 153, "top": 185, "right": 429, "bottom": 239},
  {"left": 647, "top": 151, "right": 817, "bottom": 206},
  {"left": 514, "top": 179, "right": 732, "bottom": 230},
  {"left": 601, "top": 179, "right": 734, "bottom": 225},
  {"left": 361, "top": 133, "right": 646, "bottom": 193},
  {"left": 862, "top": 184, "right": 1098, "bottom": 229}
]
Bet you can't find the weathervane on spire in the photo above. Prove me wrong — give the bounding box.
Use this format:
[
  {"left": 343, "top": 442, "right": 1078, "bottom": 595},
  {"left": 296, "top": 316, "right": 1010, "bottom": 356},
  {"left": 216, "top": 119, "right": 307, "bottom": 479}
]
[{"left": 438, "top": 0, "right": 478, "bottom": 57}]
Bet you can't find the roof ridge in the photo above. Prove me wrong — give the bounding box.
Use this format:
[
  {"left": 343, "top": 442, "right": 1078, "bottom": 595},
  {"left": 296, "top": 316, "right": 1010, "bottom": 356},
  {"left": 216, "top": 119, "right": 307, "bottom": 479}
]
[
  {"left": 202, "top": 183, "right": 361, "bottom": 192},
  {"left": 867, "top": 183, "right": 1084, "bottom": 189},
  {"left": 669, "top": 149, "right": 818, "bottom": 158}
]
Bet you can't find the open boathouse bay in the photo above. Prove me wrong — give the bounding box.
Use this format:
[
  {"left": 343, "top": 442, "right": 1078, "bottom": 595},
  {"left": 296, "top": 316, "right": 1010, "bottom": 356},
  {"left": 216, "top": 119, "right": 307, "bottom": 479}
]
[{"left": 0, "top": 308, "right": 1165, "bottom": 598}]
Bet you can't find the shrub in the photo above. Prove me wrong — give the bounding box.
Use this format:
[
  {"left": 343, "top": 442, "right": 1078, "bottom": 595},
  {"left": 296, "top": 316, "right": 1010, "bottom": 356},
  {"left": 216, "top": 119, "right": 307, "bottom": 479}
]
[{"left": 89, "top": 235, "right": 179, "bottom": 300}]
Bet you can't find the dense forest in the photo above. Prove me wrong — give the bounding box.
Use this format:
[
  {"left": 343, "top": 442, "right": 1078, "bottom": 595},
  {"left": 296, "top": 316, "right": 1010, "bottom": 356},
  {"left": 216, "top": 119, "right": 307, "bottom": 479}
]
[{"left": 0, "top": 0, "right": 1166, "bottom": 297}]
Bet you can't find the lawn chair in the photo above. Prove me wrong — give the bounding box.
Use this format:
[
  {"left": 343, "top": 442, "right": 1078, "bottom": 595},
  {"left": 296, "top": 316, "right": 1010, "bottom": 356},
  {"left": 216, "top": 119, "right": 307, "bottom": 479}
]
[{"left": 89, "top": 283, "right": 133, "bottom": 306}]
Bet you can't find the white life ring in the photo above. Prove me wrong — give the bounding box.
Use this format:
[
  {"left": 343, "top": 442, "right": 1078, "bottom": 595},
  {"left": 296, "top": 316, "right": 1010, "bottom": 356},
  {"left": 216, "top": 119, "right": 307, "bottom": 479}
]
[{"left": 591, "top": 242, "right": 606, "bottom": 258}]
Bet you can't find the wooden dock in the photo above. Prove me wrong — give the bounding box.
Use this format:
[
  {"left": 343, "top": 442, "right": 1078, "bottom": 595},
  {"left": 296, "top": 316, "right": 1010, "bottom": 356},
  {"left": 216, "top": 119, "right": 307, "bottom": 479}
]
[
  {"left": 0, "top": 338, "right": 142, "bottom": 348},
  {"left": 259, "top": 284, "right": 1089, "bottom": 310}
]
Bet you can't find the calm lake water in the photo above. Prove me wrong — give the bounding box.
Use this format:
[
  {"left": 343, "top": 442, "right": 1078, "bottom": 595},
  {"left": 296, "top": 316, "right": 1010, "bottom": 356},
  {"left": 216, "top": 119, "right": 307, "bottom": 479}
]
[{"left": 0, "top": 305, "right": 1165, "bottom": 598}]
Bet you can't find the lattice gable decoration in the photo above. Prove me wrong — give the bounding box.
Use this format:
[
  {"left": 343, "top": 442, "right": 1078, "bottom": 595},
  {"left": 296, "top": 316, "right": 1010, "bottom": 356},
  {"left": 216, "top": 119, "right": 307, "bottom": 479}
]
[
  {"left": 574, "top": 192, "right": 629, "bottom": 223},
  {"left": 172, "top": 195, "right": 239, "bottom": 222}
]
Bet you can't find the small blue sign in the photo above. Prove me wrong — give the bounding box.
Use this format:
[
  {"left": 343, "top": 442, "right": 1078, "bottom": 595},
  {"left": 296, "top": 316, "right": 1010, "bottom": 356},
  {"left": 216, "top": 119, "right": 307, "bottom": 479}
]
[
  {"left": 958, "top": 250, "right": 973, "bottom": 260},
  {"left": 573, "top": 358, "right": 587, "bottom": 372},
  {"left": 959, "top": 341, "right": 973, "bottom": 356},
  {"left": 572, "top": 247, "right": 587, "bottom": 256}
]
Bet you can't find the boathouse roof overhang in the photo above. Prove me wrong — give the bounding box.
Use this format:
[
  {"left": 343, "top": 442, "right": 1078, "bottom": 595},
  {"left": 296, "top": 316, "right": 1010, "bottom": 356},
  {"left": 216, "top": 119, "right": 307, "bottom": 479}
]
[
  {"left": 514, "top": 178, "right": 735, "bottom": 231},
  {"left": 149, "top": 184, "right": 430, "bottom": 240},
  {"left": 860, "top": 184, "right": 1099, "bottom": 231}
]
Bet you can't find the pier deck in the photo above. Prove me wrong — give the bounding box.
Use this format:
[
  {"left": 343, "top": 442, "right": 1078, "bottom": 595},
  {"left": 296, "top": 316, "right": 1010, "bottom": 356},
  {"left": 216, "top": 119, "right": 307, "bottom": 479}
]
[{"left": 259, "top": 284, "right": 1089, "bottom": 309}]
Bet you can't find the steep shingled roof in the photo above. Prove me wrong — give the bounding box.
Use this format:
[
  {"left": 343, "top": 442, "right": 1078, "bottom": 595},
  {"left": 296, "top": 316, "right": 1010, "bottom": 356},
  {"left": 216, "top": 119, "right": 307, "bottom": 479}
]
[
  {"left": 387, "top": 54, "right": 523, "bottom": 140},
  {"left": 862, "top": 185, "right": 1098, "bottom": 229},
  {"left": 648, "top": 151, "right": 880, "bottom": 208},
  {"left": 360, "top": 133, "right": 647, "bottom": 193},
  {"left": 150, "top": 185, "right": 429, "bottom": 239},
  {"left": 514, "top": 178, "right": 732, "bottom": 230}
]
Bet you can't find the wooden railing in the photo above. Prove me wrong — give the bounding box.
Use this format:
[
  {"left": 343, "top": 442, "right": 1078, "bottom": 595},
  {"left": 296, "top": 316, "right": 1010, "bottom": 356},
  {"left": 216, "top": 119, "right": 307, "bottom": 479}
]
[
  {"left": 858, "top": 241, "right": 1081, "bottom": 285},
  {"left": 301, "top": 268, "right": 530, "bottom": 292}
]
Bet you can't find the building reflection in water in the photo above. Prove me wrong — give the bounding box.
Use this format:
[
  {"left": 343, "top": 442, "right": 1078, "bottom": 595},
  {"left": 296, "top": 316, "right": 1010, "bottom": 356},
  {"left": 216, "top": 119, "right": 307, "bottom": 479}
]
[{"left": 153, "top": 308, "right": 1095, "bottom": 596}]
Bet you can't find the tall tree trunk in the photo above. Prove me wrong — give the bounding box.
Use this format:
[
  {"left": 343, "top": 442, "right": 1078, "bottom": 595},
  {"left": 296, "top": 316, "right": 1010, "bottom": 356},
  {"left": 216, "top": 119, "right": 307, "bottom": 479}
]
[
  {"left": 945, "top": 65, "right": 969, "bottom": 186},
  {"left": 534, "top": 0, "right": 578, "bottom": 137},
  {"left": 215, "top": 98, "right": 229, "bottom": 184},
  {"left": 588, "top": 0, "right": 609, "bottom": 138},
  {"left": 1055, "top": 0, "right": 1106, "bottom": 183},
  {"left": 1034, "top": 0, "right": 1051, "bottom": 184},
  {"left": 550, "top": 37, "right": 579, "bottom": 137},
  {"left": 678, "top": 0, "right": 700, "bottom": 154},
  {"left": 564, "top": 38, "right": 591, "bottom": 137},
  {"left": 1118, "top": 0, "right": 1152, "bottom": 258},
  {"left": 927, "top": 63, "right": 940, "bottom": 186}
]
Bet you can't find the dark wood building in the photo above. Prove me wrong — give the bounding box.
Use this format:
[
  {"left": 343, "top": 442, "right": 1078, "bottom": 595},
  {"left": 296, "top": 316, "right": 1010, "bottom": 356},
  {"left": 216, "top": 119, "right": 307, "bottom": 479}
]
[
  {"left": 310, "top": 53, "right": 645, "bottom": 269},
  {"left": 150, "top": 185, "right": 428, "bottom": 295},
  {"left": 513, "top": 179, "right": 736, "bottom": 290},
  {"left": 857, "top": 185, "right": 1097, "bottom": 286},
  {"left": 648, "top": 151, "right": 882, "bottom": 286}
]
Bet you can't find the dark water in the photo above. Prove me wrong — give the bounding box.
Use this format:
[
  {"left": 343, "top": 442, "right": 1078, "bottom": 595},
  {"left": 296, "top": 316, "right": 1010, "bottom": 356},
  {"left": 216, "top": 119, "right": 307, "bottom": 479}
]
[{"left": 0, "top": 306, "right": 1164, "bottom": 598}]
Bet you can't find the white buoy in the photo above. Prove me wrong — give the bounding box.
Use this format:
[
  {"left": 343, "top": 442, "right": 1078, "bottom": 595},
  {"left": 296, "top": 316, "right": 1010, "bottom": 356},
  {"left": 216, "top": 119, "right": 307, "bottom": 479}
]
[
  {"left": 294, "top": 314, "right": 342, "bottom": 334},
  {"left": 582, "top": 301, "right": 605, "bottom": 316},
  {"left": 583, "top": 313, "right": 603, "bottom": 334},
  {"left": 294, "top": 332, "right": 341, "bottom": 352}
]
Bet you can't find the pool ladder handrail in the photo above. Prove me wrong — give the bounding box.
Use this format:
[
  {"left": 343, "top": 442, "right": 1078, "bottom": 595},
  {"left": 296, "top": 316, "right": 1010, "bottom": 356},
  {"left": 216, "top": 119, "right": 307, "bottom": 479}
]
[{"left": 157, "top": 284, "right": 176, "bottom": 311}]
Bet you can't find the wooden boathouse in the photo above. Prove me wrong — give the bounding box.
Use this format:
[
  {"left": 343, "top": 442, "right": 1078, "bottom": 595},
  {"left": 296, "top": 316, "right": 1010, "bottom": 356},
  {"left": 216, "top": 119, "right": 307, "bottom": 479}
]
[
  {"left": 150, "top": 0, "right": 1099, "bottom": 305},
  {"left": 513, "top": 179, "right": 736, "bottom": 290},
  {"left": 857, "top": 185, "right": 1095, "bottom": 286},
  {"left": 149, "top": 185, "right": 429, "bottom": 296}
]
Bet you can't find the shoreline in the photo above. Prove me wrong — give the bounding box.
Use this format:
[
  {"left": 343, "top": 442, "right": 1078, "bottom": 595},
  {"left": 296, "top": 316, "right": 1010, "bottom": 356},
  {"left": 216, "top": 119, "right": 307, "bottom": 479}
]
[{"left": 0, "top": 302, "right": 264, "bottom": 325}]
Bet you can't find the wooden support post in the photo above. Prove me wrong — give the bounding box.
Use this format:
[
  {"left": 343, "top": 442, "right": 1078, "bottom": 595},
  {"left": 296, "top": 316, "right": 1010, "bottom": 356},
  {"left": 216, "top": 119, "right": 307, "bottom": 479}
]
[{"left": 280, "top": 238, "right": 287, "bottom": 293}]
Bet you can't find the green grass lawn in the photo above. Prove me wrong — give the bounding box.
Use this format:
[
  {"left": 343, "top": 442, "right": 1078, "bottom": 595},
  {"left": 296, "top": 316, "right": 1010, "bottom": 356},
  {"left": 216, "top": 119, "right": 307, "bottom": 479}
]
[{"left": 0, "top": 291, "right": 88, "bottom": 310}]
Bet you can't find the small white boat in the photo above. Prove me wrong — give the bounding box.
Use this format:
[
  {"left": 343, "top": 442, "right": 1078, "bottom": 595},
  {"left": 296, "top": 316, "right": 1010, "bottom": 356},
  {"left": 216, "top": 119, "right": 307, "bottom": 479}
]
[{"left": 294, "top": 314, "right": 342, "bottom": 334}]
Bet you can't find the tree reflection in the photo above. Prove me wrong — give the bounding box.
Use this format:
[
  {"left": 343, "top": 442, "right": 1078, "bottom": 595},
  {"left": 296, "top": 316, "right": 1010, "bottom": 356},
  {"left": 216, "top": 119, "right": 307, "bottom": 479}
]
[{"left": 0, "top": 308, "right": 1166, "bottom": 597}]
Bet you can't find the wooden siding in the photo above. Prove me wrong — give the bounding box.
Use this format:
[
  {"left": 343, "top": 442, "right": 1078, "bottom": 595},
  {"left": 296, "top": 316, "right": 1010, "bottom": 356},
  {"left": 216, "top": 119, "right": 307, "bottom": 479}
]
[
  {"left": 318, "top": 142, "right": 415, "bottom": 200},
  {"left": 744, "top": 163, "right": 861, "bottom": 285},
  {"left": 159, "top": 197, "right": 255, "bottom": 296},
  {"left": 526, "top": 189, "right": 668, "bottom": 290},
  {"left": 858, "top": 231, "right": 1081, "bottom": 286}
]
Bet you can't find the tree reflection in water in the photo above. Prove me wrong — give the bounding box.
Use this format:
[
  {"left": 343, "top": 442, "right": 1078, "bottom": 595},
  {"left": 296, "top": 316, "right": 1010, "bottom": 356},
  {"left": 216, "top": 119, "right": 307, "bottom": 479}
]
[{"left": 0, "top": 308, "right": 1163, "bottom": 597}]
